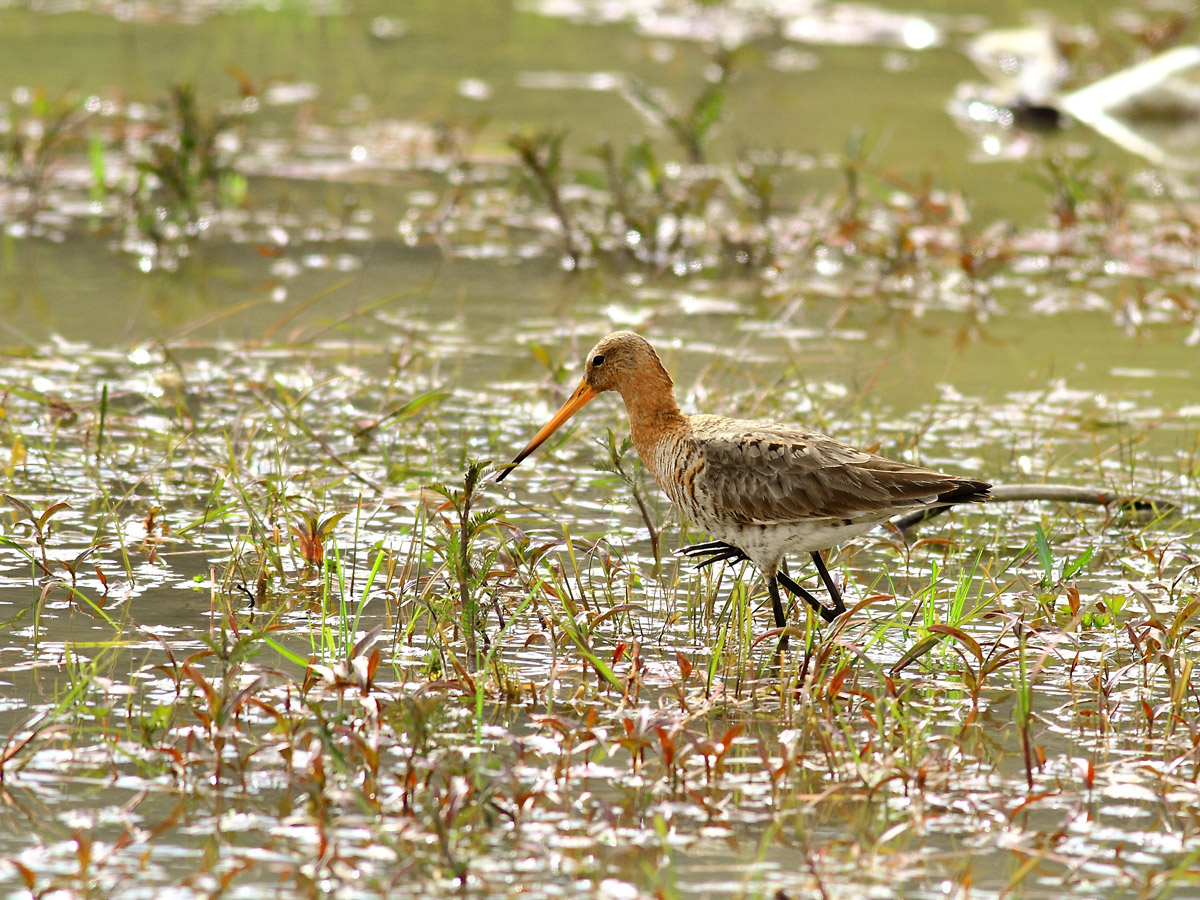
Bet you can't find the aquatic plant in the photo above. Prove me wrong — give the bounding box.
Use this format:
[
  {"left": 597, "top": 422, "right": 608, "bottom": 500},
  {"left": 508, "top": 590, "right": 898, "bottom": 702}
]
[{"left": 122, "top": 81, "right": 249, "bottom": 269}]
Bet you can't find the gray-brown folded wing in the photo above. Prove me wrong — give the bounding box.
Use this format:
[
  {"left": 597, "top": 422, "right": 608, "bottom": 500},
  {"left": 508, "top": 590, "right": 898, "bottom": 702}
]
[{"left": 689, "top": 418, "right": 978, "bottom": 526}]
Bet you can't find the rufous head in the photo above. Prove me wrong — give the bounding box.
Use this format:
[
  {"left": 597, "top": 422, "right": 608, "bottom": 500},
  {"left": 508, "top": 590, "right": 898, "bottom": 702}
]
[{"left": 496, "top": 331, "right": 661, "bottom": 482}]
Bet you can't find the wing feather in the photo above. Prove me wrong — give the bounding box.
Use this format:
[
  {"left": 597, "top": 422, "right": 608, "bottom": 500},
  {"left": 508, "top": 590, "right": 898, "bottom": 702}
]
[{"left": 688, "top": 417, "right": 985, "bottom": 526}]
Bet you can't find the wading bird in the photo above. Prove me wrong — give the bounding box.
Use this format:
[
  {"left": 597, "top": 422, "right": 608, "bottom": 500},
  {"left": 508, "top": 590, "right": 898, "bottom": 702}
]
[{"left": 497, "top": 332, "right": 990, "bottom": 638}]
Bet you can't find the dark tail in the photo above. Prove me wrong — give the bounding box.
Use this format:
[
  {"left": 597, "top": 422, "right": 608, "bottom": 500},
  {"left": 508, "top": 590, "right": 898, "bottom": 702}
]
[{"left": 936, "top": 479, "right": 992, "bottom": 505}]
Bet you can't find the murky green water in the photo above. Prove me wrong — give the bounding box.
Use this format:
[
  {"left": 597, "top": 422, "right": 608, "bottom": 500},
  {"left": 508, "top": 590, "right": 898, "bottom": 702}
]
[{"left": 2, "top": 2, "right": 1199, "bottom": 898}]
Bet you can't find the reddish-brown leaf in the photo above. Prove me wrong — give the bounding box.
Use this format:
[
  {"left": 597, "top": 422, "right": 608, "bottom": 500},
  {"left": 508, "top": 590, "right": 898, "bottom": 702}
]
[
  {"left": 676, "top": 651, "right": 693, "bottom": 681},
  {"left": 612, "top": 641, "right": 627, "bottom": 666}
]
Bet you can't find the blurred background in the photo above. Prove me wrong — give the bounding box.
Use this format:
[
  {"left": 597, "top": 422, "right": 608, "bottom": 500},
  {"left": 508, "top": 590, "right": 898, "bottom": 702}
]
[{"left": 2, "top": 1, "right": 1197, "bottom": 376}]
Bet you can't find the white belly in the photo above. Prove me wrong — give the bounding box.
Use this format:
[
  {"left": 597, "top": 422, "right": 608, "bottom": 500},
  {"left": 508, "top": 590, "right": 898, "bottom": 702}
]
[{"left": 696, "top": 516, "right": 883, "bottom": 572}]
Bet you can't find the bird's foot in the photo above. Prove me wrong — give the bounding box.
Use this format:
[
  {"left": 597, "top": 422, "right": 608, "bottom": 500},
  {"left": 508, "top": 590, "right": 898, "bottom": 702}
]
[
  {"left": 676, "top": 540, "right": 749, "bottom": 569},
  {"left": 808, "top": 551, "right": 848, "bottom": 622},
  {"left": 777, "top": 570, "right": 843, "bottom": 625}
]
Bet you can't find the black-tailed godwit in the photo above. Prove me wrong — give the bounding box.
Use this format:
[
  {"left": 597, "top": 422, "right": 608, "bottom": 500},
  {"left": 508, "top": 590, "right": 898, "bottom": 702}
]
[{"left": 497, "top": 332, "right": 990, "bottom": 633}]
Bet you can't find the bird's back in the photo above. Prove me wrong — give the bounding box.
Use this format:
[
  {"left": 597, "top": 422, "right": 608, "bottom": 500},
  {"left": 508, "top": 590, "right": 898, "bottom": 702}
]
[{"left": 648, "top": 413, "right": 989, "bottom": 533}]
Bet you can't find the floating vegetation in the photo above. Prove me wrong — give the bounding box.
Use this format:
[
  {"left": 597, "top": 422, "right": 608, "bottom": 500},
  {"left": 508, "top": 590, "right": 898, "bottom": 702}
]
[
  {"left": 0, "top": 32, "right": 1197, "bottom": 341},
  {"left": 128, "top": 81, "right": 249, "bottom": 268},
  {"left": 0, "top": 320, "right": 1197, "bottom": 897}
]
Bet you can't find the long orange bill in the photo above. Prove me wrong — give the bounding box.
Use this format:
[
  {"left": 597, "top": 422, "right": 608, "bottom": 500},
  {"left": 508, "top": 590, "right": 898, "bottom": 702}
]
[{"left": 496, "top": 378, "right": 599, "bottom": 482}]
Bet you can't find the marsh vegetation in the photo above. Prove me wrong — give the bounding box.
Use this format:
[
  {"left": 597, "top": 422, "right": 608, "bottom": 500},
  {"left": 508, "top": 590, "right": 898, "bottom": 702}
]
[{"left": 1, "top": 1, "right": 1199, "bottom": 897}]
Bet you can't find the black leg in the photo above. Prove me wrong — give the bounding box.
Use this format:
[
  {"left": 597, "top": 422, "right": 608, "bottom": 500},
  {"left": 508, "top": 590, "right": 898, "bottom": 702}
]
[
  {"left": 678, "top": 541, "right": 846, "bottom": 628},
  {"left": 678, "top": 540, "right": 732, "bottom": 554},
  {"left": 677, "top": 540, "right": 749, "bottom": 569},
  {"left": 810, "top": 551, "right": 846, "bottom": 617},
  {"left": 694, "top": 547, "right": 749, "bottom": 569},
  {"left": 766, "top": 574, "right": 789, "bottom": 652},
  {"left": 777, "top": 569, "right": 839, "bottom": 624}
]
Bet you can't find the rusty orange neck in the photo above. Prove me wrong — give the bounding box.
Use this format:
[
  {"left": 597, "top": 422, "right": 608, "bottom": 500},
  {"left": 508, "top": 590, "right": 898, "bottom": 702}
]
[{"left": 613, "top": 354, "right": 688, "bottom": 470}]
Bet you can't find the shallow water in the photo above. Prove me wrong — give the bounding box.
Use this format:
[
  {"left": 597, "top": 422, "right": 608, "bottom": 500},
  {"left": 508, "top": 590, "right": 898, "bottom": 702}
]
[{"left": 2, "top": 1, "right": 1200, "bottom": 898}]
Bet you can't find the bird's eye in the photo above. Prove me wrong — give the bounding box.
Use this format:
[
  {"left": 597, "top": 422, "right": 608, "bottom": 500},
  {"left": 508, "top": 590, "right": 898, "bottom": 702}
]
[{"left": 592, "top": 354, "right": 606, "bottom": 367}]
